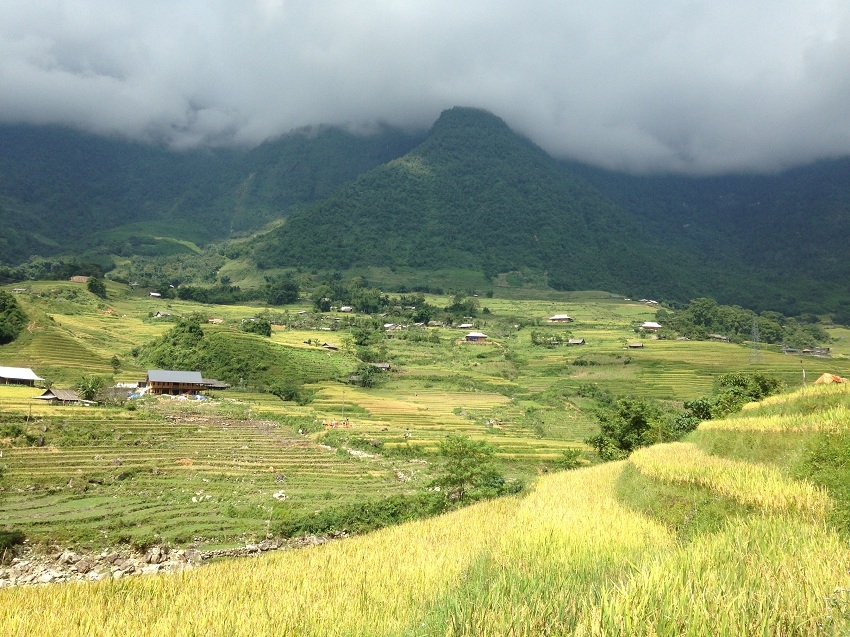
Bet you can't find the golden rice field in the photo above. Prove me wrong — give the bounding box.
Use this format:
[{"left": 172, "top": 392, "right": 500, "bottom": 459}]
[
  {"left": 4, "top": 385, "right": 850, "bottom": 635},
  {"left": 2, "top": 448, "right": 848, "bottom": 635}
]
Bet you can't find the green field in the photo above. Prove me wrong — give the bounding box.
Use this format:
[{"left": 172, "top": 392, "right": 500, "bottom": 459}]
[{"left": 2, "top": 281, "right": 849, "bottom": 550}]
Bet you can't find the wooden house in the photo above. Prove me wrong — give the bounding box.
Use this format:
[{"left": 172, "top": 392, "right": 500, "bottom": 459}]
[
  {"left": 627, "top": 342, "right": 645, "bottom": 349},
  {"left": 464, "top": 332, "right": 488, "bottom": 342},
  {"left": 568, "top": 338, "right": 586, "bottom": 345},
  {"left": 0, "top": 366, "right": 43, "bottom": 386},
  {"left": 145, "top": 370, "right": 205, "bottom": 396},
  {"left": 32, "top": 388, "right": 85, "bottom": 405},
  {"left": 549, "top": 314, "right": 574, "bottom": 323}
]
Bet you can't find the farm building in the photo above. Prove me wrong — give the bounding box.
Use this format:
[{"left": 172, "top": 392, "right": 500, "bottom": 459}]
[
  {"left": 202, "top": 378, "right": 231, "bottom": 390},
  {"left": 568, "top": 338, "right": 586, "bottom": 345},
  {"left": 0, "top": 366, "right": 44, "bottom": 386},
  {"left": 69, "top": 275, "right": 90, "bottom": 283},
  {"left": 144, "top": 370, "right": 206, "bottom": 396},
  {"left": 464, "top": 332, "right": 488, "bottom": 342},
  {"left": 641, "top": 321, "right": 662, "bottom": 331},
  {"left": 369, "top": 363, "right": 391, "bottom": 371},
  {"left": 549, "top": 314, "right": 574, "bottom": 323},
  {"left": 32, "top": 388, "right": 86, "bottom": 405},
  {"left": 627, "top": 342, "right": 645, "bottom": 349}
]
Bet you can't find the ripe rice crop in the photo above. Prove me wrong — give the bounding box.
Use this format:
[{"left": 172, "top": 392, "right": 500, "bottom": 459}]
[{"left": 629, "top": 442, "right": 830, "bottom": 518}]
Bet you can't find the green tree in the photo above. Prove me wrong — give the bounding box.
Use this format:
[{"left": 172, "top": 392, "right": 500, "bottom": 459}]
[
  {"left": 431, "top": 435, "right": 505, "bottom": 503},
  {"left": 586, "top": 398, "right": 670, "bottom": 461},
  {"left": 77, "top": 375, "right": 106, "bottom": 401},
  {"left": 0, "top": 291, "right": 28, "bottom": 345},
  {"left": 87, "top": 277, "right": 107, "bottom": 299},
  {"left": 265, "top": 275, "right": 299, "bottom": 306},
  {"left": 242, "top": 318, "right": 272, "bottom": 337}
]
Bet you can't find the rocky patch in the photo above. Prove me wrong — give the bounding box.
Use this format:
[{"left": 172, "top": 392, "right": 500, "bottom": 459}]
[{"left": 0, "top": 534, "right": 339, "bottom": 589}]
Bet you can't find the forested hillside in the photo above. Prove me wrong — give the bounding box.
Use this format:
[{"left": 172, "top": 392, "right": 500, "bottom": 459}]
[
  {"left": 0, "top": 124, "right": 423, "bottom": 264},
  {"left": 252, "top": 107, "right": 702, "bottom": 297}
]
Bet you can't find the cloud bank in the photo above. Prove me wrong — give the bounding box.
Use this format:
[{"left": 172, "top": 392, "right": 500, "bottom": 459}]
[{"left": 1, "top": 0, "right": 849, "bottom": 174}]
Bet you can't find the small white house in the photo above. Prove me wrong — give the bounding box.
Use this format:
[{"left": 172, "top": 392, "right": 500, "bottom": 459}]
[
  {"left": 548, "top": 314, "right": 574, "bottom": 323},
  {"left": 641, "top": 321, "right": 662, "bottom": 331},
  {"left": 464, "top": 331, "right": 488, "bottom": 342}
]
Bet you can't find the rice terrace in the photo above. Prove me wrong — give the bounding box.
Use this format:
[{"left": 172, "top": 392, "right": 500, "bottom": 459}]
[{"left": 1, "top": 280, "right": 850, "bottom": 635}]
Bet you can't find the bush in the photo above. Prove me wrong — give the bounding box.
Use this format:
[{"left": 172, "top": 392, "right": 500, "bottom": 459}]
[
  {"left": 242, "top": 318, "right": 272, "bottom": 337},
  {"left": 0, "top": 529, "right": 25, "bottom": 553},
  {"left": 273, "top": 493, "right": 445, "bottom": 537}
]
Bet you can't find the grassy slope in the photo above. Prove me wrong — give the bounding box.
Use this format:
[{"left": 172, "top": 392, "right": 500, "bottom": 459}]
[{"left": 2, "top": 385, "right": 849, "bottom": 635}]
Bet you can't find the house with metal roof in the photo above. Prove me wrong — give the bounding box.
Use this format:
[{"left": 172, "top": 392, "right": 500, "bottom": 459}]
[
  {"left": 32, "top": 388, "right": 87, "bottom": 405},
  {"left": 464, "top": 331, "right": 488, "bottom": 342},
  {"left": 145, "top": 370, "right": 206, "bottom": 395},
  {"left": 0, "top": 366, "right": 44, "bottom": 386}
]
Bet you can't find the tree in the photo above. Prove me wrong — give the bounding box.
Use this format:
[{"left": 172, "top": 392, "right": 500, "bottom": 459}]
[
  {"left": 586, "top": 398, "right": 670, "bottom": 461},
  {"left": 265, "top": 275, "right": 299, "bottom": 306},
  {"left": 242, "top": 317, "right": 272, "bottom": 337},
  {"left": 0, "top": 291, "right": 28, "bottom": 345},
  {"left": 77, "top": 375, "right": 106, "bottom": 401},
  {"left": 87, "top": 277, "right": 107, "bottom": 299},
  {"left": 431, "top": 435, "right": 505, "bottom": 503}
]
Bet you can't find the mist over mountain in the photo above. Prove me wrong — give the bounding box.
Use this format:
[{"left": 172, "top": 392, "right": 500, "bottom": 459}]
[{"left": 1, "top": 107, "right": 849, "bottom": 315}]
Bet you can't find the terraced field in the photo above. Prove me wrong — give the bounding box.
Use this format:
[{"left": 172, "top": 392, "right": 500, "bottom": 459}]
[
  {"left": 0, "top": 391, "right": 423, "bottom": 547},
  {"left": 3, "top": 281, "right": 850, "bottom": 551}
]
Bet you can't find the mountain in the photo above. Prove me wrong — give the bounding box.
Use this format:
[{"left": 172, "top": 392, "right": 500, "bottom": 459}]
[
  {"left": 252, "top": 107, "right": 702, "bottom": 297},
  {"left": 0, "top": 123, "right": 424, "bottom": 264}
]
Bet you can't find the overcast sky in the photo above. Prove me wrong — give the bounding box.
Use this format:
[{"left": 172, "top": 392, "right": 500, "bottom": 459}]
[{"left": 1, "top": 1, "right": 849, "bottom": 175}]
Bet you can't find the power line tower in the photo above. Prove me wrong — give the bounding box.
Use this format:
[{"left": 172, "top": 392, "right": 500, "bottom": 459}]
[{"left": 750, "top": 317, "right": 762, "bottom": 363}]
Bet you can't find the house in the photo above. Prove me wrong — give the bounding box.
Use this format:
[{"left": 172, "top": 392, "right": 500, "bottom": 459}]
[
  {"left": 457, "top": 323, "right": 474, "bottom": 329},
  {"left": 627, "top": 342, "right": 644, "bottom": 349},
  {"left": 32, "top": 388, "right": 85, "bottom": 405},
  {"left": 369, "top": 363, "right": 391, "bottom": 371},
  {"left": 69, "top": 275, "right": 90, "bottom": 283},
  {"left": 145, "top": 370, "right": 206, "bottom": 396},
  {"left": 641, "top": 321, "right": 662, "bottom": 331},
  {"left": 149, "top": 292, "right": 162, "bottom": 298},
  {"left": 549, "top": 314, "right": 574, "bottom": 323},
  {"left": 707, "top": 334, "right": 729, "bottom": 342},
  {"left": 202, "top": 378, "right": 231, "bottom": 390},
  {"left": 0, "top": 366, "right": 44, "bottom": 386},
  {"left": 322, "top": 343, "right": 339, "bottom": 351},
  {"left": 464, "top": 332, "right": 488, "bottom": 342},
  {"left": 568, "top": 338, "right": 586, "bottom": 345},
  {"left": 339, "top": 306, "right": 353, "bottom": 313}
]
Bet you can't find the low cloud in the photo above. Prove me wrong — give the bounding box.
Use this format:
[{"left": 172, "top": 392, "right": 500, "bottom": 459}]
[{"left": 1, "top": 1, "right": 849, "bottom": 174}]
